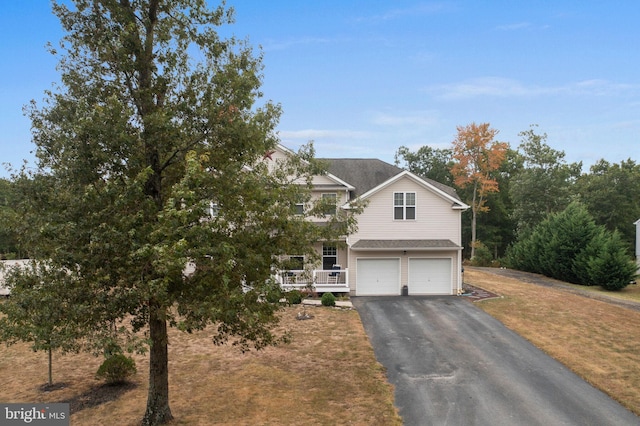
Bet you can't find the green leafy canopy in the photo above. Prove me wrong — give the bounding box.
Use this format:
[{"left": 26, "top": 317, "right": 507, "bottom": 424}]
[{"left": 2, "top": 1, "right": 361, "bottom": 424}]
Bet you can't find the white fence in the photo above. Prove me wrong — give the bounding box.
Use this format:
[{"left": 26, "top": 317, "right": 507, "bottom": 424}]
[{"left": 279, "top": 268, "right": 349, "bottom": 293}]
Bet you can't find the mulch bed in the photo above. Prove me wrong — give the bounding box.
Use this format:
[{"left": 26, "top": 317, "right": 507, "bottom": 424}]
[{"left": 461, "top": 284, "right": 500, "bottom": 302}]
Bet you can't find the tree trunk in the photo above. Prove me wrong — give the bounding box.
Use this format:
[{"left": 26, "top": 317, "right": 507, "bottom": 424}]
[
  {"left": 48, "top": 347, "right": 53, "bottom": 386},
  {"left": 471, "top": 181, "right": 478, "bottom": 259},
  {"left": 471, "top": 207, "right": 477, "bottom": 258},
  {"left": 141, "top": 302, "right": 173, "bottom": 426}
]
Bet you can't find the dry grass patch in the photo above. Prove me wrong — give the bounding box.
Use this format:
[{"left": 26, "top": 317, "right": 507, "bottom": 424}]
[
  {"left": 558, "top": 280, "right": 640, "bottom": 303},
  {"left": 466, "top": 269, "right": 640, "bottom": 415},
  {"left": 0, "top": 306, "right": 401, "bottom": 425}
]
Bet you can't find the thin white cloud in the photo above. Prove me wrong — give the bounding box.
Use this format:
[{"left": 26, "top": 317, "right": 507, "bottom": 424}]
[
  {"left": 426, "top": 77, "right": 639, "bottom": 100},
  {"left": 571, "top": 79, "right": 637, "bottom": 95},
  {"left": 610, "top": 119, "right": 640, "bottom": 129},
  {"left": 354, "top": 2, "right": 452, "bottom": 23},
  {"left": 410, "top": 51, "right": 437, "bottom": 64},
  {"left": 371, "top": 110, "right": 440, "bottom": 127},
  {"left": 261, "top": 36, "right": 340, "bottom": 51},
  {"left": 279, "top": 129, "right": 373, "bottom": 140},
  {"left": 495, "top": 22, "right": 532, "bottom": 31},
  {"left": 494, "top": 22, "right": 550, "bottom": 31},
  {"left": 427, "top": 77, "right": 537, "bottom": 99}
]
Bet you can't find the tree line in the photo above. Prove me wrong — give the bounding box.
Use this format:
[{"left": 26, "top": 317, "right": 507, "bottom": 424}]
[
  {"left": 396, "top": 123, "right": 639, "bottom": 289},
  {"left": 4, "top": 122, "right": 639, "bottom": 277}
]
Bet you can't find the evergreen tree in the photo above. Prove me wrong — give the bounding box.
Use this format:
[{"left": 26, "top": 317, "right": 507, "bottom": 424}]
[
  {"left": 506, "top": 202, "right": 636, "bottom": 290},
  {"left": 574, "top": 229, "right": 637, "bottom": 290},
  {"left": 538, "top": 203, "right": 599, "bottom": 284}
]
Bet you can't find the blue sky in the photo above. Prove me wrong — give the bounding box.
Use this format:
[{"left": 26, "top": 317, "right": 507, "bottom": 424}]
[{"left": 1, "top": 1, "right": 639, "bottom": 178}]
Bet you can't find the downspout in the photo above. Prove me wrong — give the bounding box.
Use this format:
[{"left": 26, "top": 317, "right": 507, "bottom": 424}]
[{"left": 457, "top": 248, "right": 464, "bottom": 295}]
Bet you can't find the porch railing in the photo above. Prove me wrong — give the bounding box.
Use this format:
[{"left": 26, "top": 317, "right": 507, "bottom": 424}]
[{"left": 279, "top": 269, "right": 349, "bottom": 293}]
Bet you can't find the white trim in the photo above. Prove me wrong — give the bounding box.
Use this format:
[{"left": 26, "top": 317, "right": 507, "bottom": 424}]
[
  {"left": 350, "top": 246, "right": 463, "bottom": 251},
  {"left": 344, "top": 170, "right": 469, "bottom": 210},
  {"left": 408, "top": 256, "right": 453, "bottom": 295},
  {"left": 393, "top": 191, "right": 417, "bottom": 221},
  {"left": 355, "top": 257, "right": 402, "bottom": 296},
  {"left": 323, "top": 174, "right": 355, "bottom": 191}
]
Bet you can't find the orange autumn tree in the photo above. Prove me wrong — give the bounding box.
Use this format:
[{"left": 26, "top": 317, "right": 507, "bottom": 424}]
[{"left": 451, "top": 123, "right": 508, "bottom": 258}]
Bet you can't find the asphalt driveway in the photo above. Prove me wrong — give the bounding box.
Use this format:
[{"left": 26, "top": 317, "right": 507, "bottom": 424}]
[{"left": 352, "top": 296, "right": 639, "bottom": 426}]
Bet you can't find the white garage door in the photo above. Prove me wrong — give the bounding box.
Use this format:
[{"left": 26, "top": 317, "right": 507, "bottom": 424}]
[
  {"left": 408, "top": 258, "right": 452, "bottom": 295},
  {"left": 356, "top": 258, "right": 400, "bottom": 295}
]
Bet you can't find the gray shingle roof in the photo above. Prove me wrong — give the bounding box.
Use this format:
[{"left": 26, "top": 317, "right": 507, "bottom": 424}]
[
  {"left": 351, "top": 239, "right": 461, "bottom": 250},
  {"left": 322, "top": 159, "right": 402, "bottom": 197},
  {"left": 321, "top": 158, "right": 462, "bottom": 201}
]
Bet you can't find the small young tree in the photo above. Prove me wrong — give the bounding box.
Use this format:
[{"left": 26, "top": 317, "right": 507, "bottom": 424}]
[
  {"left": 469, "top": 241, "right": 493, "bottom": 267},
  {"left": 0, "top": 261, "right": 84, "bottom": 387},
  {"left": 450, "top": 123, "right": 508, "bottom": 258}
]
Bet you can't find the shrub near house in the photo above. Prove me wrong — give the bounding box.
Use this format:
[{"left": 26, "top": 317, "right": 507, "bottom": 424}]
[{"left": 506, "top": 202, "right": 637, "bottom": 290}]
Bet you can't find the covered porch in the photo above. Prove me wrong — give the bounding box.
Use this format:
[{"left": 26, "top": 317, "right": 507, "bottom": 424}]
[{"left": 278, "top": 268, "right": 350, "bottom": 293}]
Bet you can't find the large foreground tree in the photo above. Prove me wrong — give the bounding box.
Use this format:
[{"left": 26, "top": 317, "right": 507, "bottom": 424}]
[{"left": 4, "top": 1, "right": 358, "bottom": 424}]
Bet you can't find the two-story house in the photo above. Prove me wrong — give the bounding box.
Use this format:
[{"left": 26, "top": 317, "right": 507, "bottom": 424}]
[{"left": 269, "top": 145, "right": 469, "bottom": 296}]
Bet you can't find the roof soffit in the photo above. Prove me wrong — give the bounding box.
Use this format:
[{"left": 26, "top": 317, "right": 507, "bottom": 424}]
[{"left": 352, "top": 170, "right": 469, "bottom": 210}]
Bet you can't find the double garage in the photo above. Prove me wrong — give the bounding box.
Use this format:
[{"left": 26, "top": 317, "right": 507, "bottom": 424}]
[{"left": 355, "top": 257, "right": 455, "bottom": 296}]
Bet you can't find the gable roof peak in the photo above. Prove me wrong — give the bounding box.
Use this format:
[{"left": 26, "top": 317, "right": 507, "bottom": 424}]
[
  {"left": 320, "top": 157, "right": 463, "bottom": 205},
  {"left": 319, "top": 158, "right": 404, "bottom": 197}
]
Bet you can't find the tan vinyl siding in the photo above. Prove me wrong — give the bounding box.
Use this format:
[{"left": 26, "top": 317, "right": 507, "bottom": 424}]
[
  {"left": 350, "top": 178, "right": 462, "bottom": 244},
  {"left": 311, "top": 174, "right": 341, "bottom": 185}
]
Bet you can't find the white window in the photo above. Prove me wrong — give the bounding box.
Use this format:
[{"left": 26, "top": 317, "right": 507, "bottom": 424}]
[
  {"left": 289, "top": 256, "right": 304, "bottom": 270},
  {"left": 294, "top": 203, "right": 305, "bottom": 215},
  {"left": 394, "top": 192, "right": 416, "bottom": 220},
  {"left": 322, "top": 193, "right": 337, "bottom": 216},
  {"left": 209, "top": 201, "right": 219, "bottom": 218},
  {"left": 322, "top": 244, "right": 337, "bottom": 270}
]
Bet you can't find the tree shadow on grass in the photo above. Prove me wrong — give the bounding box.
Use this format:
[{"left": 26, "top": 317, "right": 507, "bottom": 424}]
[
  {"left": 39, "top": 382, "right": 69, "bottom": 392},
  {"left": 56, "top": 382, "right": 137, "bottom": 414}
]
